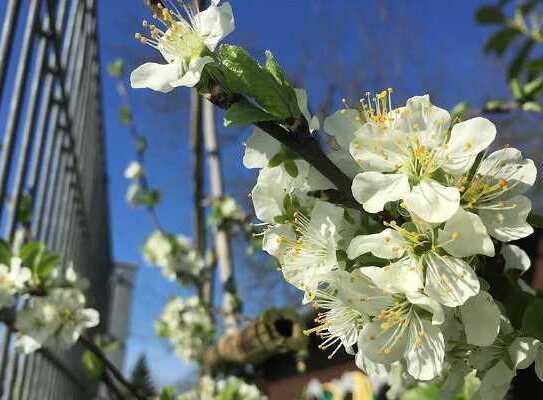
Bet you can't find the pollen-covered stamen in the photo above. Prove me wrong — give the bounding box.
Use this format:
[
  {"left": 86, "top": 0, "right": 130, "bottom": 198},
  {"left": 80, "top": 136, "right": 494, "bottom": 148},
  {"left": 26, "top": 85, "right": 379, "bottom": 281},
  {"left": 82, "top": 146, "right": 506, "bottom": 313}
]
[
  {"left": 135, "top": 0, "right": 207, "bottom": 61},
  {"left": 356, "top": 88, "right": 395, "bottom": 125},
  {"left": 384, "top": 220, "right": 429, "bottom": 250},
  {"left": 375, "top": 299, "right": 413, "bottom": 355}
]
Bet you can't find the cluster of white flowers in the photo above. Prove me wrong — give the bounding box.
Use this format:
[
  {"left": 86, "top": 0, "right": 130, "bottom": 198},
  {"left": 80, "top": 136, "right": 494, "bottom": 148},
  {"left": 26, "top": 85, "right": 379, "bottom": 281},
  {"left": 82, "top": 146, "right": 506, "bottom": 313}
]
[
  {"left": 245, "top": 93, "right": 539, "bottom": 399},
  {"left": 143, "top": 230, "right": 205, "bottom": 282},
  {"left": 0, "top": 258, "right": 100, "bottom": 354},
  {"left": 155, "top": 296, "right": 214, "bottom": 362},
  {"left": 178, "top": 376, "right": 266, "bottom": 400}
]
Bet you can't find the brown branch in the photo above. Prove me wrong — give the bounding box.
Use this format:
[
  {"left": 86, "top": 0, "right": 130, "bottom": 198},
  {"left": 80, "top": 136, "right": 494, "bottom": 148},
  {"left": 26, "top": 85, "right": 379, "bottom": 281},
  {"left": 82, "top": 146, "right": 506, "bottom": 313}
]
[
  {"left": 201, "top": 83, "right": 362, "bottom": 211},
  {"left": 79, "top": 335, "right": 147, "bottom": 400}
]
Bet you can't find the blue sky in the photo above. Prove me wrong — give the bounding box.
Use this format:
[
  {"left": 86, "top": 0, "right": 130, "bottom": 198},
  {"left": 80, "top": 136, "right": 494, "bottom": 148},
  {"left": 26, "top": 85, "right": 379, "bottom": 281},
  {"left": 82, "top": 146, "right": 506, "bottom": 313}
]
[{"left": 97, "top": 0, "right": 539, "bottom": 387}]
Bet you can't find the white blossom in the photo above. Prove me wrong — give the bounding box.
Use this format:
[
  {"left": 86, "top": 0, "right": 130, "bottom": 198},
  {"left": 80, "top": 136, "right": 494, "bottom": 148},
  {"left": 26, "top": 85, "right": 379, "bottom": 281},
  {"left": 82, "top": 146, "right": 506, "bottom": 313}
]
[
  {"left": 0, "top": 257, "right": 30, "bottom": 308},
  {"left": 15, "top": 288, "right": 99, "bottom": 353},
  {"left": 124, "top": 161, "right": 144, "bottom": 180},
  {"left": 131, "top": 1, "right": 234, "bottom": 91}
]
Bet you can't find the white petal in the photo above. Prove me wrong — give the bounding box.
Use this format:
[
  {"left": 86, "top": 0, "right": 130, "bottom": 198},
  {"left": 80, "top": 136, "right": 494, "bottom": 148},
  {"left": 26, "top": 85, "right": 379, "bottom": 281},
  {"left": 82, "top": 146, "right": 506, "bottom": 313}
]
[
  {"left": 130, "top": 62, "right": 180, "bottom": 93},
  {"left": 294, "top": 88, "right": 319, "bottom": 132},
  {"left": 308, "top": 200, "right": 344, "bottom": 239},
  {"left": 404, "top": 179, "right": 460, "bottom": 223},
  {"left": 352, "top": 172, "right": 410, "bottom": 213},
  {"left": 508, "top": 337, "right": 540, "bottom": 369},
  {"left": 478, "top": 147, "right": 537, "bottom": 198},
  {"left": 460, "top": 291, "right": 501, "bottom": 346},
  {"left": 349, "top": 135, "right": 406, "bottom": 173},
  {"left": 474, "top": 361, "right": 514, "bottom": 400},
  {"left": 242, "top": 128, "right": 281, "bottom": 169},
  {"left": 358, "top": 321, "right": 408, "bottom": 365},
  {"left": 536, "top": 348, "right": 543, "bottom": 381},
  {"left": 323, "top": 109, "right": 360, "bottom": 151},
  {"left": 424, "top": 253, "right": 480, "bottom": 307},
  {"left": 170, "top": 56, "right": 213, "bottom": 88},
  {"left": 361, "top": 259, "right": 424, "bottom": 294},
  {"left": 443, "top": 117, "right": 496, "bottom": 175},
  {"left": 262, "top": 224, "right": 295, "bottom": 262},
  {"left": 439, "top": 208, "right": 494, "bottom": 257},
  {"left": 406, "top": 292, "right": 444, "bottom": 325},
  {"left": 501, "top": 244, "right": 531, "bottom": 274},
  {"left": 405, "top": 318, "right": 445, "bottom": 380},
  {"left": 479, "top": 195, "right": 533, "bottom": 242},
  {"left": 251, "top": 168, "right": 290, "bottom": 222},
  {"left": 194, "top": 3, "right": 235, "bottom": 51},
  {"left": 347, "top": 229, "right": 406, "bottom": 260}
]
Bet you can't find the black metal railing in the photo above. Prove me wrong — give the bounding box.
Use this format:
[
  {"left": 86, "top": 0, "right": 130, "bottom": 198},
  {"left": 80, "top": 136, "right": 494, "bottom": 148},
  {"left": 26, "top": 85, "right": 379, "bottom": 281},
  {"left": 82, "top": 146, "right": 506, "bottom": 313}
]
[{"left": 0, "top": 0, "right": 112, "bottom": 398}]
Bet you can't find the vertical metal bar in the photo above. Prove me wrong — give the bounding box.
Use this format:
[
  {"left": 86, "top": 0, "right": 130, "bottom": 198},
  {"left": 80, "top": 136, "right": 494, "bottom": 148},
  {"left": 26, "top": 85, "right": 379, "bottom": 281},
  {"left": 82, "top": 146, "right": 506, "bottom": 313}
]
[
  {"left": 0, "top": 0, "right": 39, "bottom": 216},
  {"left": 0, "top": 0, "right": 22, "bottom": 102}
]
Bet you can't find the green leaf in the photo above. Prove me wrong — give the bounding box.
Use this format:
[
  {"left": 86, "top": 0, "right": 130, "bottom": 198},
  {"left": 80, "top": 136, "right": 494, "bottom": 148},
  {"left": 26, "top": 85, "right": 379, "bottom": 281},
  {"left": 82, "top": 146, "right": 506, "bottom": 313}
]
[
  {"left": 476, "top": 6, "right": 506, "bottom": 24},
  {"left": 268, "top": 152, "right": 286, "bottom": 168},
  {"left": 16, "top": 193, "right": 33, "bottom": 226},
  {"left": 136, "top": 136, "right": 147, "bottom": 153},
  {"left": 139, "top": 189, "right": 161, "bottom": 207},
  {"left": 284, "top": 160, "right": 299, "bottom": 177},
  {"left": 119, "top": 106, "right": 133, "bottom": 125},
  {"left": 0, "top": 240, "right": 11, "bottom": 265},
  {"left": 265, "top": 50, "right": 290, "bottom": 87},
  {"left": 510, "top": 78, "right": 524, "bottom": 100},
  {"left": 159, "top": 386, "right": 177, "bottom": 400},
  {"left": 107, "top": 59, "right": 124, "bottom": 78},
  {"left": 35, "top": 252, "right": 60, "bottom": 280},
  {"left": 484, "top": 27, "right": 520, "bottom": 55},
  {"left": 526, "top": 58, "right": 543, "bottom": 73},
  {"left": 528, "top": 212, "right": 543, "bottom": 228},
  {"left": 508, "top": 39, "right": 534, "bottom": 79},
  {"left": 484, "top": 99, "right": 507, "bottom": 111},
  {"left": 401, "top": 384, "right": 441, "bottom": 400},
  {"left": 524, "top": 77, "right": 543, "bottom": 97},
  {"left": 217, "top": 45, "right": 295, "bottom": 119},
  {"left": 522, "top": 101, "right": 542, "bottom": 112},
  {"left": 451, "top": 101, "right": 470, "bottom": 120},
  {"left": 522, "top": 297, "right": 543, "bottom": 340},
  {"left": 224, "top": 100, "right": 276, "bottom": 127},
  {"left": 81, "top": 350, "right": 104, "bottom": 379},
  {"left": 504, "top": 287, "right": 532, "bottom": 329},
  {"left": 19, "top": 241, "right": 45, "bottom": 270}
]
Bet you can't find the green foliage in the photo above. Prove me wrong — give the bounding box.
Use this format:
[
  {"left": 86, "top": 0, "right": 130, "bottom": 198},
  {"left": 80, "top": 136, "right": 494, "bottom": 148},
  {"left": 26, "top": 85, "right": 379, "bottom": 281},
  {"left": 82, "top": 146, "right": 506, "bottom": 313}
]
[
  {"left": 82, "top": 350, "right": 104, "bottom": 379},
  {"left": 484, "top": 27, "right": 520, "bottom": 55},
  {"left": 528, "top": 212, "right": 543, "bottom": 227},
  {"left": 0, "top": 240, "right": 11, "bottom": 265},
  {"left": 107, "top": 58, "right": 124, "bottom": 78},
  {"left": 136, "top": 136, "right": 148, "bottom": 153},
  {"left": 19, "top": 241, "right": 60, "bottom": 283},
  {"left": 401, "top": 384, "right": 441, "bottom": 400},
  {"left": 503, "top": 286, "right": 532, "bottom": 329},
  {"left": 159, "top": 386, "right": 177, "bottom": 400},
  {"left": 451, "top": 101, "right": 470, "bottom": 121},
  {"left": 522, "top": 297, "right": 543, "bottom": 340},
  {"left": 476, "top": 5, "right": 506, "bottom": 24},
  {"left": 16, "top": 193, "right": 33, "bottom": 226},
  {"left": 267, "top": 146, "right": 301, "bottom": 177},
  {"left": 217, "top": 45, "right": 299, "bottom": 121},
  {"left": 224, "top": 100, "right": 275, "bottom": 127},
  {"left": 119, "top": 106, "right": 133, "bottom": 124},
  {"left": 130, "top": 355, "right": 156, "bottom": 397}
]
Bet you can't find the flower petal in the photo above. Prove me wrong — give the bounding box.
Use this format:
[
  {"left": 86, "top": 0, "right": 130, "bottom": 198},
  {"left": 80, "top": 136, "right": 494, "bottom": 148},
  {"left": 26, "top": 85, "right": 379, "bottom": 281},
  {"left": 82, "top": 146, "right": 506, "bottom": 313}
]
[
  {"left": 323, "top": 109, "right": 360, "bottom": 151},
  {"left": 424, "top": 253, "right": 480, "bottom": 307},
  {"left": 405, "top": 318, "right": 445, "bottom": 380},
  {"left": 170, "top": 56, "right": 213, "bottom": 88},
  {"left": 443, "top": 117, "right": 496, "bottom": 175},
  {"left": 478, "top": 147, "right": 537, "bottom": 198},
  {"left": 352, "top": 172, "right": 410, "bottom": 213},
  {"left": 406, "top": 292, "right": 444, "bottom": 325},
  {"left": 347, "top": 229, "right": 406, "bottom": 260},
  {"left": 439, "top": 208, "right": 494, "bottom": 257},
  {"left": 361, "top": 259, "right": 424, "bottom": 294},
  {"left": 358, "top": 321, "right": 408, "bottom": 365},
  {"left": 295, "top": 88, "right": 319, "bottom": 132},
  {"left": 479, "top": 195, "right": 533, "bottom": 242},
  {"left": 194, "top": 2, "right": 235, "bottom": 51},
  {"left": 262, "top": 224, "right": 295, "bottom": 262},
  {"left": 460, "top": 291, "right": 501, "bottom": 346},
  {"left": 536, "top": 348, "right": 543, "bottom": 382},
  {"left": 403, "top": 179, "right": 460, "bottom": 223},
  {"left": 475, "top": 361, "right": 514, "bottom": 400},
  {"left": 130, "top": 62, "right": 180, "bottom": 93},
  {"left": 242, "top": 128, "right": 281, "bottom": 169},
  {"left": 501, "top": 244, "right": 531, "bottom": 274}
]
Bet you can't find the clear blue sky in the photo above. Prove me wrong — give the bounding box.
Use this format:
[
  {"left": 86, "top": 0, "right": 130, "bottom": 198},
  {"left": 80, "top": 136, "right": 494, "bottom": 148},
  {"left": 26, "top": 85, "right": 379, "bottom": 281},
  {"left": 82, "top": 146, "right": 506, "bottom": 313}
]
[{"left": 97, "top": 0, "right": 538, "bottom": 387}]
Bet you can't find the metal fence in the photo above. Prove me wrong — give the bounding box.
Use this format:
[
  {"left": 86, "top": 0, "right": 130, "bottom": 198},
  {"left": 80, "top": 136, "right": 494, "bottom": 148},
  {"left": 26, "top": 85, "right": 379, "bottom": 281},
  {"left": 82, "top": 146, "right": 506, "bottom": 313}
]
[{"left": 0, "top": 0, "right": 112, "bottom": 398}]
